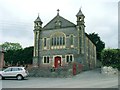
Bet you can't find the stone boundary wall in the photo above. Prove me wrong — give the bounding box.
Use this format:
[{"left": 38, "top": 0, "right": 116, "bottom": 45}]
[
  {"left": 28, "top": 63, "right": 83, "bottom": 77},
  {"left": 28, "top": 66, "right": 73, "bottom": 78}
]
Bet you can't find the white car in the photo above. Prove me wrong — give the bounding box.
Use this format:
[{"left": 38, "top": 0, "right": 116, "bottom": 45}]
[{"left": 0, "top": 67, "right": 29, "bottom": 80}]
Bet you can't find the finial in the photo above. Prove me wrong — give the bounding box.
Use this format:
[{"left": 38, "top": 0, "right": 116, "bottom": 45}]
[
  {"left": 76, "top": 7, "right": 84, "bottom": 16},
  {"left": 38, "top": 13, "right": 39, "bottom": 17},
  {"left": 35, "top": 13, "right": 42, "bottom": 23},
  {"left": 57, "top": 9, "right": 60, "bottom": 15},
  {"left": 79, "top": 6, "right": 82, "bottom": 10}
]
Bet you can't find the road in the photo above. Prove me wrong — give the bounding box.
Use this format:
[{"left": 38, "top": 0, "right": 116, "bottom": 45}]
[{"left": 1, "top": 69, "right": 118, "bottom": 88}]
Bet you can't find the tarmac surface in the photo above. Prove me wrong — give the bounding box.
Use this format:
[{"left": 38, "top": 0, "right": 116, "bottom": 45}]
[{"left": 1, "top": 68, "right": 119, "bottom": 88}]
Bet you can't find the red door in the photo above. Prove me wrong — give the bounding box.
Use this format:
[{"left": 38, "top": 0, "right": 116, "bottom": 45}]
[{"left": 54, "top": 56, "right": 61, "bottom": 68}]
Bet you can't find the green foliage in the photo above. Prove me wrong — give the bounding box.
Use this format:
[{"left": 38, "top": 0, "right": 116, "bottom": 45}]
[
  {"left": 101, "top": 49, "right": 120, "bottom": 71},
  {"left": 21, "top": 46, "right": 33, "bottom": 64},
  {"left": 87, "top": 33, "right": 105, "bottom": 60},
  {"left": 1, "top": 42, "right": 22, "bottom": 51},
  {"left": 4, "top": 46, "right": 33, "bottom": 66}
]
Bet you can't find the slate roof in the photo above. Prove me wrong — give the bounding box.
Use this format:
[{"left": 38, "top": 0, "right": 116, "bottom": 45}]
[
  {"left": 85, "top": 33, "right": 96, "bottom": 46},
  {"left": 76, "top": 9, "right": 84, "bottom": 16},
  {"left": 43, "top": 14, "right": 76, "bottom": 30},
  {"left": 34, "top": 15, "right": 42, "bottom": 22}
]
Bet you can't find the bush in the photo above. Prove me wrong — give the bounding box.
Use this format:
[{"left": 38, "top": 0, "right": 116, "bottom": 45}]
[{"left": 101, "top": 49, "right": 120, "bottom": 71}]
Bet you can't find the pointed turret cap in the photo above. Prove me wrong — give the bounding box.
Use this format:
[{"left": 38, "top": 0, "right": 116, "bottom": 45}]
[
  {"left": 34, "top": 14, "right": 42, "bottom": 23},
  {"left": 76, "top": 8, "right": 84, "bottom": 16}
]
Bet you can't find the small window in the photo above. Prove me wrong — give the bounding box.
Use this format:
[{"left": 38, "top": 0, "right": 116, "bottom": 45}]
[
  {"left": 60, "top": 37, "right": 62, "bottom": 45},
  {"left": 70, "top": 35, "right": 74, "bottom": 45},
  {"left": 66, "top": 56, "right": 69, "bottom": 62},
  {"left": 52, "top": 37, "right": 54, "bottom": 46},
  {"left": 44, "top": 56, "right": 49, "bottom": 63},
  {"left": 63, "top": 37, "right": 65, "bottom": 45},
  {"left": 44, "top": 57, "right": 46, "bottom": 63},
  {"left": 66, "top": 55, "right": 73, "bottom": 63},
  {"left": 79, "top": 27, "right": 81, "bottom": 30},
  {"left": 70, "top": 55, "right": 73, "bottom": 62},
  {"left": 47, "top": 56, "right": 49, "bottom": 63},
  {"left": 79, "top": 17, "right": 82, "bottom": 21},
  {"left": 44, "top": 38, "right": 47, "bottom": 47},
  {"left": 55, "top": 20, "right": 61, "bottom": 28},
  {"left": 57, "top": 37, "right": 59, "bottom": 45},
  {"left": 54, "top": 37, "right": 56, "bottom": 46}
]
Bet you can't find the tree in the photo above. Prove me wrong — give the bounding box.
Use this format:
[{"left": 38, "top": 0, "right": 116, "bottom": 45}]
[
  {"left": 20, "top": 46, "right": 33, "bottom": 64},
  {"left": 101, "top": 49, "right": 120, "bottom": 71},
  {"left": 87, "top": 33, "right": 105, "bottom": 60},
  {"left": 1, "top": 42, "right": 22, "bottom": 51},
  {"left": 4, "top": 50, "right": 15, "bottom": 66},
  {"left": 4, "top": 46, "right": 33, "bottom": 66}
]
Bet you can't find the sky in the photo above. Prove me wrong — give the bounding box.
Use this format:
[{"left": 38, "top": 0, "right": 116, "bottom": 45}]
[{"left": 0, "top": 0, "right": 119, "bottom": 48}]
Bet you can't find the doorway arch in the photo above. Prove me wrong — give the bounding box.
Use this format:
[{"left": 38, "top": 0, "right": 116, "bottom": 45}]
[{"left": 54, "top": 56, "right": 61, "bottom": 68}]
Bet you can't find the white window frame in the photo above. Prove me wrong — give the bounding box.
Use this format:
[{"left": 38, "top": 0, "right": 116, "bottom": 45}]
[
  {"left": 43, "top": 56, "right": 50, "bottom": 64},
  {"left": 65, "top": 54, "right": 74, "bottom": 63},
  {"left": 50, "top": 32, "right": 66, "bottom": 49},
  {"left": 69, "top": 34, "right": 74, "bottom": 48},
  {"left": 43, "top": 37, "right": 47, "bottom": 50}
]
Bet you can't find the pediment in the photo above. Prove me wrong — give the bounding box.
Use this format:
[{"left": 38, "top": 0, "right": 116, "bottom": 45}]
[{"left": 43, "top": 15, "right": 75, "bottom": 30}]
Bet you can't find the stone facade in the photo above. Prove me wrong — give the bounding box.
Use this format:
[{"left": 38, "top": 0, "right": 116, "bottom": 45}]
[
  {"left": 0, "top": 46, "right": 4, "bottom": 69},
  {"left": 33, "top": 9, "right": 96, "bottom": 73}
]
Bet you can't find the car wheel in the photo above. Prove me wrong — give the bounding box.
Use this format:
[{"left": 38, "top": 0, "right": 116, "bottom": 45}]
[{"left": 16, "top": 75, "right": 23, "bottom": 80}]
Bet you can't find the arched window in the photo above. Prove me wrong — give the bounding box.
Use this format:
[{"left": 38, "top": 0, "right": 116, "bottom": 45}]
[
  {"left": 79, "top": 17, "right": 82, "bottom": 21},
  {"left": 52, "top": 37, "right": 54, "bottom": 46},
  {"left": 44, "top": 38, "right": 47, "bottom": 47},
  {"left": 57, "top": 37, "right": 59, "bottom": 45},
  {"left": 54, "top": 37, "right": 56, "bottom": 46},
  {"left": 70, "top": 35, "right": 74, "bottom": 45},
  {"left": 63, "top": 37, "right": 65, "bottom": 45},
  {"left": 60, "top": 37, "right": 62, "bottom": 45},
  {"left": 50, "top": 32, "right": 66, "bottom": 49}
]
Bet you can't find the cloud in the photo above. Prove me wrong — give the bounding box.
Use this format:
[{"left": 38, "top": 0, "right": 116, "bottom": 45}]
[
  {"left": 84, "top": 1, "right": 118, "bottom": 48},
  {"left": 0, "top": 0, "right": 119, "bottom": 48}
]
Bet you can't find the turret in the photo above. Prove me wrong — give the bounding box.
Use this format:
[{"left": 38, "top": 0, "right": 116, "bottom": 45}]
[
  {"left": 34, "top": 15, "right": 43, "bottom": 30},
  {"left": 76, "top": 8, "right": 85, "bottom": 55},
  {"left": 76, "top": 8, "right": 85, "bottom": 26},
  {"left": 33, "top": 14, "right": 43, "bottom": 67}
]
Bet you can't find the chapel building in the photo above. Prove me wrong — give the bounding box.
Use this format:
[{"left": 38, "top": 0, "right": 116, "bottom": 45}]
[{"left": 33, "top": 9, "right": 96, "bottom": 70}]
